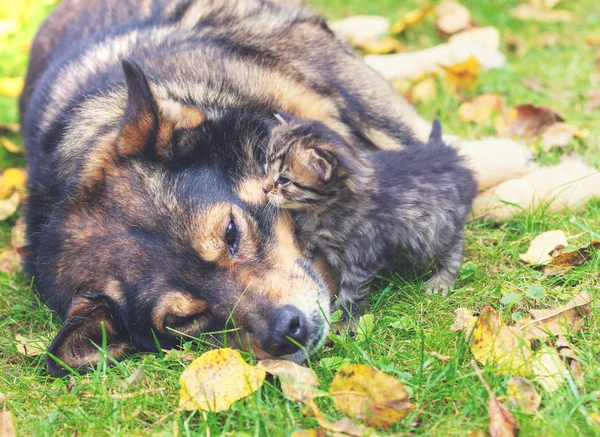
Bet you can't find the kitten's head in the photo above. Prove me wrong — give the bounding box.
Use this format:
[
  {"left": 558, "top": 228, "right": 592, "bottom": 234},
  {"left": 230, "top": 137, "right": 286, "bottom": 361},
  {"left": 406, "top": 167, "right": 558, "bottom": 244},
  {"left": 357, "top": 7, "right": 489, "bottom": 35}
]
[{"left": 262, "top": 112, "right": 356, "bottom": 210}]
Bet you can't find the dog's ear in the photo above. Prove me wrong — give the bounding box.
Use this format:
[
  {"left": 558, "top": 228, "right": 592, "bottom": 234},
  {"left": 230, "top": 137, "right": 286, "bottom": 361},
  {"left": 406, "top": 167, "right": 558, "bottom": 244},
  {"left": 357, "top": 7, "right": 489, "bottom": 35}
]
[
  {"left": 307, "top": 148, "right": 336, "bottom": 182},
  {"left": 274, "top": 110, "right": 294, "bottom": 126},
  {"left": 78, "top": 60, "right": 205, "bottom": 192},
  {"left": 428, "top": 119, "right": 443, "bottom": 144},
  {"left": 46, "top": 296, "right": 134, "bottom": 377}
]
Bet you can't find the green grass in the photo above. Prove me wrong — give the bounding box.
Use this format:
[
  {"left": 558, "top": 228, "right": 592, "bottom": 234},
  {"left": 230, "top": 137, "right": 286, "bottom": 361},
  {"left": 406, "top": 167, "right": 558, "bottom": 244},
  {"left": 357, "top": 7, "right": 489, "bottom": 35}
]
[{"left": 1, "top": 0, "right": 600, "bottom": 435}]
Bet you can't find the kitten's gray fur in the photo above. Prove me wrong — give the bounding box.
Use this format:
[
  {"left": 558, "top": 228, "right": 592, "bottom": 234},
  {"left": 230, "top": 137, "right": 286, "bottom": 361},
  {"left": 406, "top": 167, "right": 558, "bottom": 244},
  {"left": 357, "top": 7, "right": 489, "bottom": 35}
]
[{"left": 263, "top": 116, "right": 478, "bottom": 318}]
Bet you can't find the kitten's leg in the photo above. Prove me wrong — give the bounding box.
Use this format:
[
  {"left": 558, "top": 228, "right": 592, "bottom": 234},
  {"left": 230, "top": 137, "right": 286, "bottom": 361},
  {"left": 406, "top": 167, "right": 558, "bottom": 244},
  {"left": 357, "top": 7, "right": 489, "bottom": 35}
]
[
  {"left": 333, "top": 276, "right": 372, "bottom": 320},
  {"left": 425, "top": 236, "right": 465, "bottom": 297}
]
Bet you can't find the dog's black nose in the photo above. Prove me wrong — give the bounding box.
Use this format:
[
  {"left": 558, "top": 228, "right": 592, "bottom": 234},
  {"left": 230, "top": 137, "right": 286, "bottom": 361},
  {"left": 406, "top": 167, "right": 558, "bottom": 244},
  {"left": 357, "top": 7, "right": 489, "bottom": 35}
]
[{"left": 264, "top": 305, "right": 308, "bottom": 356}]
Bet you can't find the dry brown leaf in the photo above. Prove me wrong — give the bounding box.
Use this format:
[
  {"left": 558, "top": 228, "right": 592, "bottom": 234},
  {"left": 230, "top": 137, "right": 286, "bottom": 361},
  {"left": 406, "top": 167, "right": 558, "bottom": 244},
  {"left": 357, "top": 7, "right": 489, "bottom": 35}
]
[
  {"left": 470, "top": 307, "right": 532, "bottom": 376},
  {"left": 355, "top": 37, "right": 405, "bottom": 55},
  {"left": 258, "top": 360, "right": 319, "bottom": 404},
  {"left": 557, "top": 341, "right": 584, "bottom": 386},
  {"left": 15, "top": 334, "right": 46, "bottom": 357},
  {"left": 510, "top": 4, "right": 574, "bottom": 22},
  {"left": 519, "top": 230, "right": 568, "bottom": 265},
  {"left": 0, "top": 77, "right": 23, "bottom": 98},
  {"left": 0, "top": 249, "right": 21, "bottom": 273},
  {"left": 507, "top": 377, "right": 541, "bottom": 414},
  {"left": 473, "top": 155, "right": 600, "bottom": 221},
  {"left": 543, "top": 241, "right": 600, "bottom": 275},
  {"left": 329, "top": 364, "right": 413, "bottom": 429},
  {"left": 11, "top": 217, "right": 26, "bottom": 254},
  {"left": 587, "top": 35, "right": 600, "bottom": 46},
  {"left": 541, "top": 122, "right": 587, "bottom": 151},
  {"left": 451, "top": 307, "right": 478, "bottom": 339},
  {"left": 496, "top": 104, "right": 564, "bottom": 139},
  {"left": 391, "top": 5, "right": 434, "bottom": 34},
  {"left": 429, "top": 351, "right": 451, "bottom": 362},
  {"left": 178, "top": 348, "right": 266, "bottom": 412},
  {"left": 459, "top": 94, "right": 505, "bottom": 124},
  {"left": 441, "top": 55, "right": 480, "bottom": 90},
  {"left": 0, "top": 410, "right": 16, "bottom": 437},
  {"left": 435, "top": 0, "right": 471, "bottom": 35},
  {"left": 329, "top": 16, "right": 390, "bottom": 45},
  {"left": 471, "top": 361, "right": 517, "bottom": 437},
  {"left": 532, "top": 345, "right": 567, "bottom": 392}
]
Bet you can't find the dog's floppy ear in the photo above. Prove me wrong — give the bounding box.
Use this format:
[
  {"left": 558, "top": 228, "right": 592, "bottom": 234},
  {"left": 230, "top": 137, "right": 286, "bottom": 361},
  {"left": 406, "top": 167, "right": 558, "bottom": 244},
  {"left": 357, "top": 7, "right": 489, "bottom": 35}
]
[
  {"left": 46, "top": 296, "right": 134, "bottom": 377},
  {"left": 307, "top": 148, "right": 336, "bottom": 182},
  {"left": 274, "top": 110, "right": 294, "bottom": 126},
  {"left": 428, "top": 119, "right": 443, "bottom": 144}
]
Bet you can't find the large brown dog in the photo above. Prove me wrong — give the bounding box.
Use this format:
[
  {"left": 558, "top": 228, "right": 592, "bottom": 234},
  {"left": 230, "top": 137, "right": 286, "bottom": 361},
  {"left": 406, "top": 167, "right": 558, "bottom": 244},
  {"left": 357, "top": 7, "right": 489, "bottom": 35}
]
[{"left": 21, "top": 0, "right": 436, "bottom": 376}]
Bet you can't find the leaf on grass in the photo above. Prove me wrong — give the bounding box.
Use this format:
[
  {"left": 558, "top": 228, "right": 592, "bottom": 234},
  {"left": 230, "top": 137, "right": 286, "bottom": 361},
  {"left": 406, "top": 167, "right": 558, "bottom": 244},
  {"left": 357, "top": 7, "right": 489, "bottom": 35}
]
[
  {"left": 435, "top": 0, "right": 471, "bottom": 35},
  {"left": 0, "top": 123, "right": 20, "bottom": 135},
  {"left": 540, "top": 122, "right": 587, "bottom": 151},
  {"left": 519, "top": 290, "right": 592, "bottom": 340},
  {"left": 290, "top": 429, "right": 326, "bottom": 437},
  {"left": 407, "top": 75, "right": 438, "bottom": 104},
  {"left": 544, "top": 241, "right": 600, "bottom": 276},
  {"left": 532, "top": 345, "right": 567, "bottom": 392},
  {"left": 507, "top": 377, "right": 541, "bottom": 414},
  {"left": 329, "top": 364, "right": 413, "bottom": 428},
  {"left": 557, "top": 339, "right": 583, "bottom": 386},
  {"left": 329, "top": 16, "right": 390, "bottom": 45},
  {"left": 459, "top": 94, "right": 505, "bottom": 124},
  {"left": 11, "top": 217, "right": 26, "bottom": 254},
  {"left": 451, "top": 307, "right": 478, "bottom": 338},
  {"left": 0, "top": 77, "right": 24, "bottom": 98},
  {"left": 355, "top": 313, "right": 375, "bottom": 341},
  {"left": 391, "top": 5, "right": 434, "bottom": 34},
  {"left": 0, "top": 192, "right": 19, "bottom": 221},
  {"left": 0, "top": 168, "right": 27, "bottom": 199},
  {"left": 510, "top": 4, "right": 574, "bottom": 23},
  {"left": 525, "top": 284, "right": 546, "bottom": 301},
  {"left": 15, "top": 334, "right": 46, "bottom": 357},
  {"left": 496, "top": 104, "right": 564, "bottom": 139},
  {"left": 586, "top": 35, "right": 600, "bottom": 46},
  {"left": 0, "top": 249, "right": 21, "bottom": 273},
  {"left": 0, "top": 137, "right": 23, "bottom": 154},
  {"left": 441, "top": 55, "right": 480, "bottom": 90},
  {"left": 470, "top": 307, "right": 532, "bottom": 376},
  {"left": 258, "top": 360, "right": 319, "bottom": 404},
  {"left": 178, "top": 348, "right": 266, "bottom": 412},
  {"left": 0, "top": 409, "right": 16, "bottom": 437},
  {"left": 355, "top": 37, "right": 405, "bottom": 55},
  {"left": 518, "top": 230, "right": 568, "bottom": 265}
]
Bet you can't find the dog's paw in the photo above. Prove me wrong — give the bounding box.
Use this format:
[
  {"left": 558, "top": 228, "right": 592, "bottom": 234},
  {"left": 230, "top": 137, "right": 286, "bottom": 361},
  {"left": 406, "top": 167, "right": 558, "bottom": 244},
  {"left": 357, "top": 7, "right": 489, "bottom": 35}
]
[{"left": 424, "top": 274, "right": 452, "bottom": 297}]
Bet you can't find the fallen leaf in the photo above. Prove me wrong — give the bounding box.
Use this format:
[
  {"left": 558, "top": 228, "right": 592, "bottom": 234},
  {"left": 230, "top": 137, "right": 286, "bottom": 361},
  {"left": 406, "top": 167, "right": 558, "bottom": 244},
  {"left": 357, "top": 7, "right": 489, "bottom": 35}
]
[
  {"left": 178, "top": 348, "right": 266, "bottom": 412},
  {"left": 391, "top": 5, "right": 434, "bottom": 34},
  {"left": 496, "top": 104, "right": 564, "bottom": 139},
  {"left": 0, "top": 77, "right": 23, "bottom": 98},
  {"left": 258, "top": 360, "right": 319, "bottom": 404},
  {"left": 507, "top": 377, "right": 541, "bottom": 414},
  {"left": 290, "top": 430, "right": 326, "bottom": 437},
  {"left": 0, "top": 123, "right": 20, "bottom": 135},
  {"left": 0, "top": 137, "right": 23, "bottom": 154},
  {"left": 120, "top": 367, "right": 145, "bottom": 392},
  {"left": 557, "top": 341, "right": 583, "bottom": 386},
  {"left": 459, "top": 94, "right": 505, "bottom": 124},
  {"left": 0, "top": 168, "right": 27, "bottom": 199},
  {"left": 470, "top": 307, "right": 532, "bottom": 376},
  {"left": 15, "top": 334, "right": 46, "bottom": 357},
  {"left": 0, "top": 249, "right": 21, "bottom": 273},
  {"left": 441, "top": 55, "right": 480, "bottom": 90},
  {"left": 355, "top": 37, "right": 405, "bottom": 55},
  {"left": 544, "top": 241, "right": 600, "bottom": 275},
  {"left": 519, "top": 230, "right": 568, "bottom": 265},
  {"left": 435, "top": 0, "right": 471, "bottom": 35},
  {"left": 329, "top": 16, "right": 390, "bottom": 45},
  {"left": 429, "top": 351, "right": 451, "bottom": 362},
  {"left": 0, "top": 409, "right": 16, "bottom": 437},
  {"left": 11, "top": 217, "right": 26, "bottom": 254},
  {"left": 329, "top": 364, "right": 413, "bottom": 428},
  {"left": 408, "top": 75, "right": 438, "bottom": 104},
  {"left": 510, "top": 4, "right": 574, "bottom": 22},
  {"left": 519, "top": 290, "right": 592, "bottom": 340},
  {"left": 474, "top": 155, "right": 600, "bottom": 221},
  {"left": 450, "top": 26, "right": 501, "bottom": 49},
  {"left": 532, "top": 345, "right": 567, "bottom": 392},
  {"left": 471, "top": 361, "right": 517, "bottom": 437},
  {"left": 541, "top": 123, "right": 587, "bottom": 151},
  {"left": 0, "top": 192, "right": 19, "bottom": 221},
  {"left": 451, "top": 307, "right": 478, "bottom": 339},
  {"left": 587, "top": 35, "right": 600, "bottom": 46},
  {"left": 355, "top": 313, "right": 375, "bottom": 342}
]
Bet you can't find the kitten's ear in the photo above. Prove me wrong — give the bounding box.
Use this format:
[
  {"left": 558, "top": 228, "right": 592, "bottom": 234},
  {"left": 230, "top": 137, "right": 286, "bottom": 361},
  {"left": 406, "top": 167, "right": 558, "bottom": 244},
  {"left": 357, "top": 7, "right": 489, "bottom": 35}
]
[
  {"left": 274, "top": 110, "right": 294, "bottom": 126},
  {"left": 428, "top": 119, "right": 443, "bottom": 144},
  {"left": 308, "top": 148, "right": 336, "bottom": 182}
]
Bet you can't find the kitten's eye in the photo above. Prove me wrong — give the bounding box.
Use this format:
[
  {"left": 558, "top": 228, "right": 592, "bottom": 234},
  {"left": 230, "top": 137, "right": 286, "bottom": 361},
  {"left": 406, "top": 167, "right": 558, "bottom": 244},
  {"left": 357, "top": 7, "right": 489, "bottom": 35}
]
[
  {"left": 225, "top": 219, "right": 238, "bottom": 255},
  {"left": 277, "top": 176, "right": 291, "bottom": 186}
]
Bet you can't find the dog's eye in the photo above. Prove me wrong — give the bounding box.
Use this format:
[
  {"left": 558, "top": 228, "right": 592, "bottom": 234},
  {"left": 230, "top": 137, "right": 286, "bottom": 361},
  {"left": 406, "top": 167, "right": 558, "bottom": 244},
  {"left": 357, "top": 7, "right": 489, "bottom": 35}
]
[
  {"left": 277, "top": 176, "right": 291, "bottom": 186},
  {"left": 225, "top": 220, "right": 238, "bottom": 254}
]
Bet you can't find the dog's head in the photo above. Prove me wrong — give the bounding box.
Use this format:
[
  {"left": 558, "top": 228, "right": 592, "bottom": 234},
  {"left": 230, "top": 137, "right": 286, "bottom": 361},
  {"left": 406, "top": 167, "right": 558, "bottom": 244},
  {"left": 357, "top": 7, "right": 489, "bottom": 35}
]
[{"left": 44, "top": 61, "right": 335, "bottom": 376}]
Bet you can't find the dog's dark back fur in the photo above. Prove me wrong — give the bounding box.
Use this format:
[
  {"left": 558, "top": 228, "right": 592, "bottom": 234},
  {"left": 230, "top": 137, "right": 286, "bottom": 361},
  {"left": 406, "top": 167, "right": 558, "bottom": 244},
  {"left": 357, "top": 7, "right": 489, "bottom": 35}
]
[{"left": 22, "top": 0, "right": 431, "bottom": 375}]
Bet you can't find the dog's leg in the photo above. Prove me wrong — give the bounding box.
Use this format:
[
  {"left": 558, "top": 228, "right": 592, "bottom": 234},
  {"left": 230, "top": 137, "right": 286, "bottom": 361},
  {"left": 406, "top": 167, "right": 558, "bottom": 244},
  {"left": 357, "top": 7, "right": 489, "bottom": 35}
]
[{"left": 424, "top": 236, "right": 465, "bottom": 297}]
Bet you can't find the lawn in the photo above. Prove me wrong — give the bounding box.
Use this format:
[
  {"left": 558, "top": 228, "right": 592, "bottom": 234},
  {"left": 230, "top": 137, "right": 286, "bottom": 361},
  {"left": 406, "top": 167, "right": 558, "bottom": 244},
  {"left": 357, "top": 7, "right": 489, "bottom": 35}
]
[{"left": 1, "top": 0, "right": 599, "bottom": 436}]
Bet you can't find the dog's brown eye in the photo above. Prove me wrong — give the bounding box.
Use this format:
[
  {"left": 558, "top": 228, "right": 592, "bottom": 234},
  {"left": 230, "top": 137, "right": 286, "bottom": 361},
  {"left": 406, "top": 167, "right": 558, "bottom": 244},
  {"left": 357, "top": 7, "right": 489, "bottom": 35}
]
[
  {"left": 225, "top": 220, "right": 238, "bottom": 254},
  {"left": 277, "top": 176, "right": 291, "bottom": 186}
]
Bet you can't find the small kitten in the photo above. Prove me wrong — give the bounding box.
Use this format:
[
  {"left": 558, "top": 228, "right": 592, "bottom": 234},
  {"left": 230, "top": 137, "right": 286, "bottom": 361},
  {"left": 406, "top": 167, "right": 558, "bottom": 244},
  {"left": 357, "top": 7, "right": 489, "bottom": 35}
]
[{"left": 262, "top": 114, "right": 478, "bottom": 318}]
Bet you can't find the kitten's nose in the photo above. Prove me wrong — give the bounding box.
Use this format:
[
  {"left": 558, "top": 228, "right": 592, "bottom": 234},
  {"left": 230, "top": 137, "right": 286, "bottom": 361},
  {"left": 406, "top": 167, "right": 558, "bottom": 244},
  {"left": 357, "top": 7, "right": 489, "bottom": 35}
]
[{"left": 262, "top": 181, "right": 272, "bottom": 193}]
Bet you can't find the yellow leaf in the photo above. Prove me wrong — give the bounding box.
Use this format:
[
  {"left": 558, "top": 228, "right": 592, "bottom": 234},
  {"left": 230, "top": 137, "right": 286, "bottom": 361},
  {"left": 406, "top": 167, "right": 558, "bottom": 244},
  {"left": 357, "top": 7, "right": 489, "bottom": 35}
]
[
  {"left": 410, "top": 75, "right": 438, "bottom": 104},
  {"left": 0, "top": 249, "right": 21, "bottom": 273},
  {"left": 355, "top": 37, "right": 405, "bottom": 55},
  {"left": 290, "top": 430, "right": 326, "bottom": 437},
  {"left": 15, "top": 334, "right": 47, "bottom": 357},
  {"left": 0, "top": 77, "right": 24, "bottom": 98},
  {"left": 258, "top": 360, "right": 319, "bottom": 403},
  {"left": 178, "top": 348, "right": 265, "bottom": 412},
  {"left": 507, "top": 377, "right": 541, "bottom": 414},
  {"left": 0, "top": 168, "right": 27, "bottom": 199},
  {"left": 441, "top": 55, "right": 480, "bottom": 90},
  {"left": 0, "top": 137, "right": 23, "bottom": 154},
  {"left": 0, "top": 192, "right": 19, "bottom": 221},
  {"left": 510, "top": 4, "right": 573, "bottom": 23},
  {"left": 586, "top": 35, "right": 600, "bottom": 46},
  {"left": 329, "top": 364, "right": 413, "bottom": 429},
  {"left": 459, "top": 94, "right": 505, "bottom": 124},
  {"left": 391, "top": 5, "right": 434, "bottom": 34},
  {"left": 518, "top": 230, "right": 568, "bottom": 265}
]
